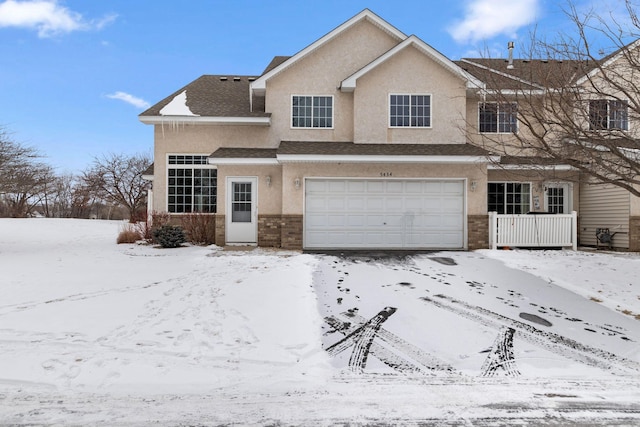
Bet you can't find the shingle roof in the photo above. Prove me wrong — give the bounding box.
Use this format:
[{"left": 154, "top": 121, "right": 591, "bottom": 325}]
[
  {"left": 210, "top": 147, "right": 277, "bottom": 159},
  {"left": 262, "top": 56, "right": 291, "bottom": 75},
  {"left": 277, "top": 141, "right": 490, "bottom": 156},
  {"left": 456, "top": 58, "right": 593, "bottom": 89},
  {"left": 208, "top": 141, "right": 490, "bottom": 162},
  {"left": 140, "top": 75, "right": 269, "bottom": 118}
]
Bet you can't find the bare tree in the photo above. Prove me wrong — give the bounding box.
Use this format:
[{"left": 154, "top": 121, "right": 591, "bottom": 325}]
[
  {"left": 466, "top": 1, "right": 640, "bottom": 196},
  {"left": 82, "top": 152, "right": 151, "bottom": 221},
  {"left": 0, "top": 127, "right": 56, "bottom": 217}
]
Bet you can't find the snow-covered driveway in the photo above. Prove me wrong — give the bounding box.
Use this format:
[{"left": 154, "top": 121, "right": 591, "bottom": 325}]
[
  {"left": 0, "top": 218, "right": 639, "bottom": 426},
  {"left": 315, "top": 252, "right": 639, "bottom": 378}
]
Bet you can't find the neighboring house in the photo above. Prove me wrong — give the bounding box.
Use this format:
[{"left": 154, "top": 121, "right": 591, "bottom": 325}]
[{"left": 139, "top": 9, "right": 640, "bottom": 251}]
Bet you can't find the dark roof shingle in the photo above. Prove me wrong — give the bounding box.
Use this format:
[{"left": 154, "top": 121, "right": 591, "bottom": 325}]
[
  {"left": 140, "top": 75, "right": 269, "bottom": 118},
  {"left": 276, "top": 141, "right": 490, "bottom": 156}
]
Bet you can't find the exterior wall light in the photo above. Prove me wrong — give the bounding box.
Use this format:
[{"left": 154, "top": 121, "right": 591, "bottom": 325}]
[
  {"left": 266, "top": 175, "right": 271, "bottom": 187},
  {"left": 294, "top": 178, "right": 301, "bottom": 189},
  {"left": 470, "top": 180, "right": 477, "bottom": 192}
]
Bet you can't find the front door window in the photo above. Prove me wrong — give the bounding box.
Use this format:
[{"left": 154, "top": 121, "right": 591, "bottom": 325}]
[{"left": 232, "top": 182, "right": 252, "bottom": 223}]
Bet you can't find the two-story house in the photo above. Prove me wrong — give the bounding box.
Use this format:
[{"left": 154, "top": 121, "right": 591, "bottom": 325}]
[{"left": 139, "top": 9, "right": 640, "bottom": 251}]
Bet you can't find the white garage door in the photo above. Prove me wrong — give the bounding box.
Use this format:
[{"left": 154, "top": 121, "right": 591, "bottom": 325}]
[{"left": 305, "top": 179, "right": 465, "bottom": 249}]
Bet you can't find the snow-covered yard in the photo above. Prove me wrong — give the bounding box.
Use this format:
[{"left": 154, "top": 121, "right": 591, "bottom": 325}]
[{"left": 0, "top": 218, "right": 639, "bottom": 426}]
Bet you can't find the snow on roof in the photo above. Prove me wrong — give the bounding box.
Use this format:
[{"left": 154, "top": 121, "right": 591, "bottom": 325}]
[{"left": 159, "top": 90, "right": 199, "bottom": 116}]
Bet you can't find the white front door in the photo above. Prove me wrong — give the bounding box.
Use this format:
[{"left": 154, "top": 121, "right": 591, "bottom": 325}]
[
  {"left": 545, "top": 183, "right": 572, "bottom": 214},
  {"left": 226, "top": 177, "right": 257, "bottom": 244}
]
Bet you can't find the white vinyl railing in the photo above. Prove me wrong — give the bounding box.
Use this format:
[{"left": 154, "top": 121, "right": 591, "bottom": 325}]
[{"left": 489, "top": 211, "right": 578, "bottom": 250}]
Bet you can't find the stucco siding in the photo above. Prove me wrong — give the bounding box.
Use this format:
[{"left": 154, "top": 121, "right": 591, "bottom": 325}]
[
  {"left": 354, "top": 45, "right": 467, "bottom": 144},
  {"left": 151, "top": 124, "right": 271, "bottom": 213},
  {"left": 263, "top": 19, "right": 400, "bottom": 144}
]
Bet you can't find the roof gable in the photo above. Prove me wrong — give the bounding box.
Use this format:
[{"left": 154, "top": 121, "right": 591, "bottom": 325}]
[
  {"left": 250, "top": 9, "right": 407, "bottom": 95},
  {"left": 575, "top": 38, "right": 640, "bottom": 85},
  {"left": 341, "top": 35, "right": 484, "bottom": 92}
]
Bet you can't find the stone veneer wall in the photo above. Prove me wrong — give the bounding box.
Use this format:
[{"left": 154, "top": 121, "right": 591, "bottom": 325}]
[
  {"left": 468, "top": 214, "right": 489, "bottom": 250},
  {"left": 215, "top": 214, "right": 225, "bottom": 246},
  {"left": 281, "top": 215, "right": 303, "bottom": 250},
  {"left": 630, "top": 217, "right": 640, "bottom": 251},
  {"left": 258, "top": 215, "right": 282, "bottom": 247}
]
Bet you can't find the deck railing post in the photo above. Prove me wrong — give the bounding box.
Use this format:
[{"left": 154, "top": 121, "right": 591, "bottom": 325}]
[
  {"left": 572, "top": 211, "right": 578, "bottom": 251},
  {"left": 489, "top": 211, "right": 498, "bottom": 250}
]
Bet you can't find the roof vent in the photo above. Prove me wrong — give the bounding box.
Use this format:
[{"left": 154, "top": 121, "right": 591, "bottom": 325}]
[
  {"left": 248, "top": 77, "right": 256, "bottom": 81},
  {"left": 220, "top": 76, "right": 228, "bottom": 81},
  {"left": 507, "top": 41, "right": 515, "bottom": 70},
  {"left": 233, "top": 76, "right": 241, "bottom": 81}
]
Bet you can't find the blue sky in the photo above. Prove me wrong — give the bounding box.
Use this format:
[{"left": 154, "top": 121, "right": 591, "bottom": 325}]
[{"left": 0, "top": 0, "right": 632, "bottom": 173}]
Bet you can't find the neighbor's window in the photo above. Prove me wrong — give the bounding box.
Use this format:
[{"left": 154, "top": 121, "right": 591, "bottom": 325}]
[
  {"left": 488, "top": 182, "right": 531, "bottom": 214},
  {"left": 479, "top": 102, "right": 518, "bottom": 133},
  {"left": 389, "top": 94, "right": 431, "bottom": 127},
  {"left": 292, "top": 95, "right": 333, "bottom": 128},
  {"left": 589, "top": 99, "right": 628, "bottom": 130},
  {"left": 167, "top": 155, "right": 217, "bottom": 213}
]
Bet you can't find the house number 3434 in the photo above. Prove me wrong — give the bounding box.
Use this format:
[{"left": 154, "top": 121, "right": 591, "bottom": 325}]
[{"left": 380, "top": 172, "right": 393, "bottom": 177}]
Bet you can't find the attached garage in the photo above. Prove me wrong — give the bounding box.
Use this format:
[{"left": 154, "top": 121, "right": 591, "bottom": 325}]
[{"left": 304, "top": 178, "right": 466, "bottom": 250}]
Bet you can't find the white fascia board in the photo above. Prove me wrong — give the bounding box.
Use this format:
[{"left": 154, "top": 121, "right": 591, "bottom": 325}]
[
  {"left": 142, "top": 174, "right": 154, "bottom": 181},
  {"left": 342, "top": 36, "right": 484, "bottom": 92},
  {"left": 251, "top": 9, "right": 407, "bottom": 94},
  {"left": 482, "top": 89, "right": 546, "bottom": 96},
  {"left": 139, "top": 116, "right": 271, "bottom": 126},
  {"left": 575, "top": 39, "right": 640, "bottom": 85},
  {"left": 488, "top": 164, "right": 575, "bottom": 171},
  {"left": 277, "top": 154, "right": 498, "bottom": 163},
  {"left": 210, "top": 158, "right": 279, "bottom": 165}
]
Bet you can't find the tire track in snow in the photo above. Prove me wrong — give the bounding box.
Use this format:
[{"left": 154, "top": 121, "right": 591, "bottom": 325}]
[{"left": 420, "top": 294, "right": 640, "bottom": 375}]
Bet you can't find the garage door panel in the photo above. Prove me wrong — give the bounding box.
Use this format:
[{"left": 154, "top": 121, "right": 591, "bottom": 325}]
[
  {"left": 348, "top": 181, "right": 366, "bottom": 192},
  {"left": 405, "top": 181, "right": 423, "bottom": 193},
  {"left": 327, "top": 198, "right": 345, "bottom": 210},
  {"left": 366, "top": 215, "right": 385, "bottom": 226},
  {"left": 386, "top": 182, "right": 404, "bottom": 193},
  {"left": 328, "top": 215, "right": 345, "bottom": 227},
  {"left": 385, "top": 197, "right": 405, "bottom": 211},
  {"left": 367, "top": 181, "right": 385, "bottom": 192},
  {"left": 366, "top": 197, "right": 384, "bottom": 209},
  {"left": 305, "top": 179, "right": 465, "bottom": 249},
  {"left": 328, "top": 181, "right": 347, "bottom": 192}
]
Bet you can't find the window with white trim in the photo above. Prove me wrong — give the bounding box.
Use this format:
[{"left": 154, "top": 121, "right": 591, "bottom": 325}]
[
  {"left": 479, "top": 102, "right": 517, "bottom": 133},
  {"left": 167, "top": 155, "right": 217, "bottom": 213},
  {"left": 488, "top": 182, "right": 530, "bottom": 214},
  {"left": 589, "top": 99, "right": 628, "bottom": 130},
  {"left": 389, "top": 94, "right": 431, "bottom": 127},
  {"left": 292, "top": 95, "right": 333, "bottom": 128}
]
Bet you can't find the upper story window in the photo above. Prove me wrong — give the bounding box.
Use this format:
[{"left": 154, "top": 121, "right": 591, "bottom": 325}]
[
  {"left": 292, "top": 95, "right": 333, "bottom": 128},
  {"left": 167, "top": 155, "right": 217, "bottom": 214},
  {"left": 389, "top": 94, "right": 431, "bottom": 127},
  {"left": 589, "top": 99, "right": 628, "bottom": 131},
  {"left": 479, "top": 102, "right": 518, "bottom": 133}
]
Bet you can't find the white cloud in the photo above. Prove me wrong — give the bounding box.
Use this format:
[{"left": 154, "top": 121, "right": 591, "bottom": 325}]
[
  {"left": 106, "top": 92, "right": 150, "bottom": 110},
  {"left": 0, "top": 0, "right": 116, "bottom": 38},
  {"left": 448, "top": 0, "right": 540, "bottom": 43}
]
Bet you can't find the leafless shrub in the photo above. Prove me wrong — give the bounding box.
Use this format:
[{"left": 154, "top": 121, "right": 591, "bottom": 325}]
[
  {"left": 117, "top": 223, "right": 142, "bottom": 244},
  {"left": 181, "top": 213, "right": 216, "bottom": 245}
]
